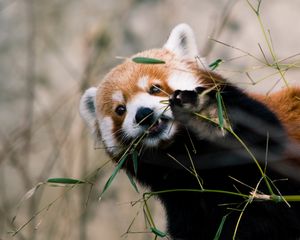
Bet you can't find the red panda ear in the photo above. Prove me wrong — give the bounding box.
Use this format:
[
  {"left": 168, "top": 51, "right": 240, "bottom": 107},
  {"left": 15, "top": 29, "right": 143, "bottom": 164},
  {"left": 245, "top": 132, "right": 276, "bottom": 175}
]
[
  {"left": 164, "top": 23, "right": 199, "bottom": 59},
  {"left": 79, "top": 87, "right": 98, "bottom": 134}
]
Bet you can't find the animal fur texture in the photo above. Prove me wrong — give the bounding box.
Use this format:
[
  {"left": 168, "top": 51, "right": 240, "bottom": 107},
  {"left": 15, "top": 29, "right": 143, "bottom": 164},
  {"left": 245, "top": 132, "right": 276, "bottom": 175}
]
[{"left": 80, "top": 24, "right": 300, "bottom": 240}]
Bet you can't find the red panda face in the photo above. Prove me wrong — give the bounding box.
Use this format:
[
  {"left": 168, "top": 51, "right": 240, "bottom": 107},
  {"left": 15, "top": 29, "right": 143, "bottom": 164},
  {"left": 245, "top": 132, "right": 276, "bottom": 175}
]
[
  {"left": 96, "top": 50, "right": 202, "bottom": 156},
  {"left": 80, "top": 24, "right": 206, "bottom": 156}
]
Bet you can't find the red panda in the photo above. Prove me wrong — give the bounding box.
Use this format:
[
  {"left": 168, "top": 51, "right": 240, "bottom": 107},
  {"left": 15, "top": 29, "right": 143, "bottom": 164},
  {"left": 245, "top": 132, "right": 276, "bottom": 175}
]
[{"left": 80, "top": 24, "right": 300, "bottom": 240}]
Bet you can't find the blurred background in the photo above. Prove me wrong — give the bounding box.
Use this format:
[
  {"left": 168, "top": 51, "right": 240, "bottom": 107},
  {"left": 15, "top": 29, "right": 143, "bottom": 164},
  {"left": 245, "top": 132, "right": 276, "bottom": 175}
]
[{"left": 1, "top": 0, "right": 300, "bottom": 239}]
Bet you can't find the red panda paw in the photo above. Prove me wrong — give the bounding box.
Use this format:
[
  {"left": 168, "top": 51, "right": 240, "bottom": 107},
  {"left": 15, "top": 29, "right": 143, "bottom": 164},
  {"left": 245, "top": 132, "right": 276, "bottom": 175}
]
[{"left": 169, "top": 89, "right": 204, "bottom": 123}]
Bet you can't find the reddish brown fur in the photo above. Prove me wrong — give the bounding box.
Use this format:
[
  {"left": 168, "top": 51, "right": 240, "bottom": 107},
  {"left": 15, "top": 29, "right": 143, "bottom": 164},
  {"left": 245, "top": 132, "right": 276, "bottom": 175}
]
[
  {"left": 253, "top": 88, "right": 300, "bottom": 170},
  {"left": 96, "top": 48, "right": 300, "bottom": 163},
  {"left": 96, "top": 49, "right": 176, "bottom": 118},
  {"left": 256, "top": 88, "right": 300, "bottom": 142}
]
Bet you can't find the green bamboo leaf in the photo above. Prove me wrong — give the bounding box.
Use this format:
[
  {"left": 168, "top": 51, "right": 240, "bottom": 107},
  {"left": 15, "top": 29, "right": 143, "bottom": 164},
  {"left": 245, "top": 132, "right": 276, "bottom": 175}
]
[
  {"left": 216, "top": 91, "right": 224, "bottom": 129},
  {"left": 132, "top": 57, "right": 165, "bottom": 64},
  {"left": 132, "top": 149, "right": 138, "bottom": 176},
  {"left": 209, "top": 59, "right": 222, "bottom": 70},
  {"left": 100, "top": 154, "right": 128, "bottom": 197},
  {"left": 126, "top": 172, "right": 139, "bottom": 193},
  {"left": 150, "top": 227, "right": 167, "bottom": 237},
  {"left": 213, "top": 214, "right": 229, "bottom": 240},
  {"left": 47, "top": 178, "right": 86, "bottom": 184}
]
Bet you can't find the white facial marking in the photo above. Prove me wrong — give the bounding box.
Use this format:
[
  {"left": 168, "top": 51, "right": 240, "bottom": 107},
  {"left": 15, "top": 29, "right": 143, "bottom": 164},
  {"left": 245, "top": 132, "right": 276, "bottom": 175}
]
[
  {"left": 99, "top": 116, "right": 119, "bottom": 155},
  {"left": 112, "top": 90, "right": 124, "bottom": 103},
  {"left": 167, "top": 70, "right": 201, "bottom": 91},
  {"left": 122, "top": 92, "right": 177, "bottom": 145},
  {"left": 137, "top": 76, "right": 149, "bottom": 90}
]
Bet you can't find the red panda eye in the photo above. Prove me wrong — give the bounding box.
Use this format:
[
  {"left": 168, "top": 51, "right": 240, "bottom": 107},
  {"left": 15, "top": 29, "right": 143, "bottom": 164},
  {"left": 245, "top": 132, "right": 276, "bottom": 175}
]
[
  {"left": 149, "top": 85, "right": 162, "bottom": 94},
  {"left": 115, "top": 105, "right": 126, "bottom": 116}
]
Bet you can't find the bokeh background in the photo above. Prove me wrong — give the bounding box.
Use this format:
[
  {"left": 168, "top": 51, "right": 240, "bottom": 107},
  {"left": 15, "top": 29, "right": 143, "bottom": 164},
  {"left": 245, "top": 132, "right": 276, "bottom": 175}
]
[{"left": 1, "top": 0, "right": 300, "bottom": 239}]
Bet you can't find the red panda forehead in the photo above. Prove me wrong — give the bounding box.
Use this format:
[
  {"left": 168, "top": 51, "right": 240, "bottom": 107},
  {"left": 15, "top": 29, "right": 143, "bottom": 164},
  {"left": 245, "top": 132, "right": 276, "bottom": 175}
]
[
  {"left": 99, "top": 66, "right": 171, "bottom": 103},
  {"left": 96, "top": 48, "right": 208, "bottom": 116},
  {"left": 97, "top": 54, "right": 173, "bottom": 104}
]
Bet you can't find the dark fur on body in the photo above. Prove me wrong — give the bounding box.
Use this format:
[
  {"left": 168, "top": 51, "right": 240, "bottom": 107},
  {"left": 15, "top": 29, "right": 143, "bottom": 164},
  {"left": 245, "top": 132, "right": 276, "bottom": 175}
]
[{"left": 123, "top": 84, "right": 300, "bottom": 240}]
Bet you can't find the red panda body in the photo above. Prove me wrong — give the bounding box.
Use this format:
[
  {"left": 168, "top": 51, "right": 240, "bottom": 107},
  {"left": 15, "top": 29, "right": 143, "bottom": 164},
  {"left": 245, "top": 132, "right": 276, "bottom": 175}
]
[{"left": 80, "top": 24, "right": 300, "bottom": 240}]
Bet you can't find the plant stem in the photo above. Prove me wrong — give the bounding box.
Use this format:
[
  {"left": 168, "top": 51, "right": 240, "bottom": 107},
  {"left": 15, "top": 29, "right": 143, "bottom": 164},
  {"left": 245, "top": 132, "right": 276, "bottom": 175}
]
[{"left": 144, "top": 188, "right": 249, "bottom": 200}]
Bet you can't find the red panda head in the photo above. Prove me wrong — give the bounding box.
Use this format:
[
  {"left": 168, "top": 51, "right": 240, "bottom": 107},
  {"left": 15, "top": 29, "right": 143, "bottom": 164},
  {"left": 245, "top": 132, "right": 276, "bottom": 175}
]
[{"left": 80, "top": 24, "right": 208, "bottom": 157}]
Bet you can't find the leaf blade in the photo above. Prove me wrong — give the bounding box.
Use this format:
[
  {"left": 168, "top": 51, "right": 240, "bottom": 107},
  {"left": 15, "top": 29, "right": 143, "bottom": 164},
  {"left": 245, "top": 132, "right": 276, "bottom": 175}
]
[
  {"left": 132, "top": 57, "right": 165, "bottom": 64},
  {"left": 47, "top": 178, "right": 86, "bottom": 184},
  {"left": 213, "top": 214, "right": 229, "bottom": 240},
  {"left": 132, "top": 149, "right": 138, "bottom": 176},
  {"left": 100, "top": 154, "right": 128, "bottom": 197},
  {"left": 216, "top": 91, "right": 224, "bottom": 130},
  {"left": 150, "top": 227, "right": 167, "bottom": 237},
  {"left": 126, "top": 172, "right": 139, "bottom": 193},
  {"left": 209, "top": 59, "right": 223, "bottom": 70}
]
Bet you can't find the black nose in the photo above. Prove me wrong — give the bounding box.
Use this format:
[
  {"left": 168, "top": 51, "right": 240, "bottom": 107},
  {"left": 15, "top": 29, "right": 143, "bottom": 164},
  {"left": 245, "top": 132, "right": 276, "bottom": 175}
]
[{"left": 135, "top": 107, "right": 155, "bottom": 126}]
